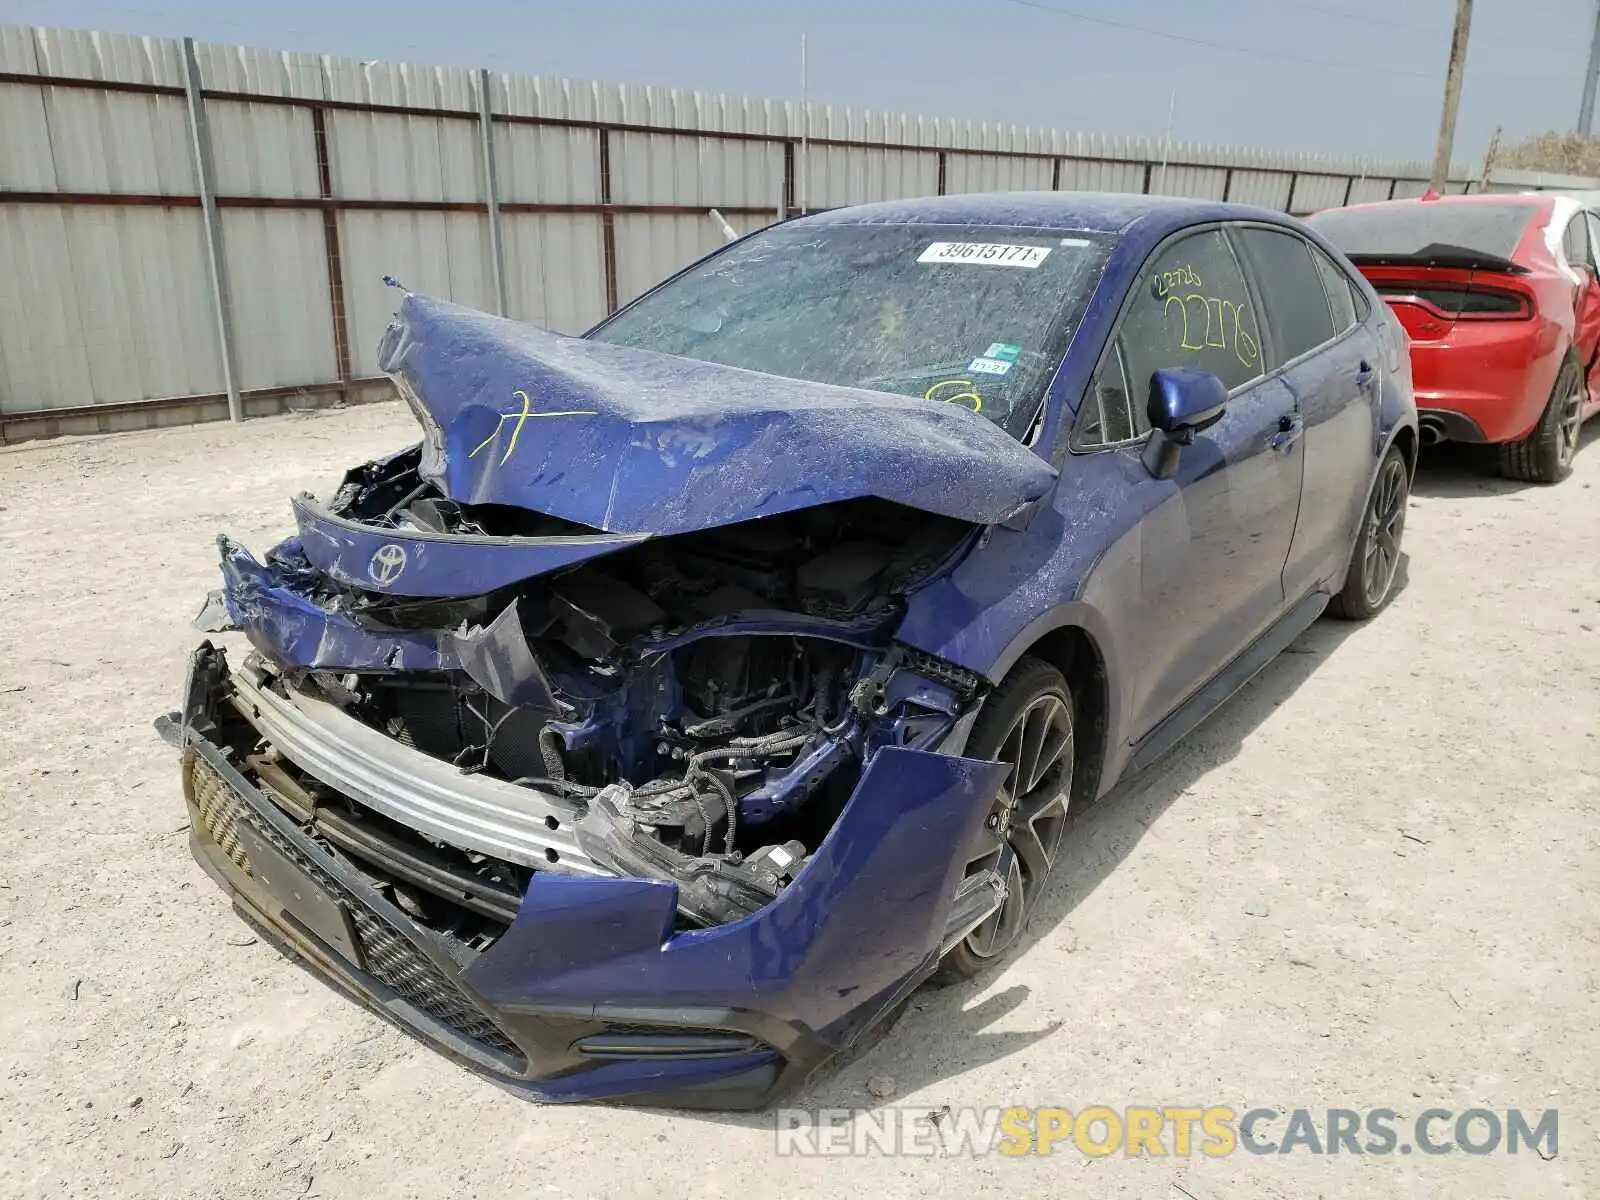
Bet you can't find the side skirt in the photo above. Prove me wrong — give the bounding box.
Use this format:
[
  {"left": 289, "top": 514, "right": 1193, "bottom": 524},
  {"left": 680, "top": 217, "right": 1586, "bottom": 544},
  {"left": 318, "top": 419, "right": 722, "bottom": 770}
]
[{"left": 1125, "top": 590, "right": 1329, "bottom": 777}]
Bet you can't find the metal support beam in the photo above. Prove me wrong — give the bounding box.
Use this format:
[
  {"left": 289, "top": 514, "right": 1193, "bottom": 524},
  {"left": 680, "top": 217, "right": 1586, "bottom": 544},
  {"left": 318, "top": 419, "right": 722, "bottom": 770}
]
[
  {"left": 311, "top": 108, "right": 352, "bottom": 387},
  {"left": 598, "top": 129, "right": 619, "bottom": 313},
  {"left": 782, "top": 142, "right": 796, "bottom": 217},
  {"left": 476, "top": 68, "right": 509, "bottom": 316},
  {"left": 180, "top": 36, "right": 242, "bottom": 423}
]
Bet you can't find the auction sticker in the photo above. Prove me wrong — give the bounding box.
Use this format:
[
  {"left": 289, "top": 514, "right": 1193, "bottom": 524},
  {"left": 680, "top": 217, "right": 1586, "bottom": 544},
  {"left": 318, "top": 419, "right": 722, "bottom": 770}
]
[
  {"left": 967, "top": 356, "right": 1013, "bottom": 376},
  {"left": 918, "top": 242, "right": 1052, "bottom": 268}
]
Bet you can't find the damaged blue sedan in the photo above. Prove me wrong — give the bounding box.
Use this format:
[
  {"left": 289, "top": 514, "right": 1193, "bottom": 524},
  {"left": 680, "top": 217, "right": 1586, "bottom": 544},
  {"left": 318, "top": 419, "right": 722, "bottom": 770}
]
[{"left": 163, "top": 193, "right": 1416, "bottom": 1109}]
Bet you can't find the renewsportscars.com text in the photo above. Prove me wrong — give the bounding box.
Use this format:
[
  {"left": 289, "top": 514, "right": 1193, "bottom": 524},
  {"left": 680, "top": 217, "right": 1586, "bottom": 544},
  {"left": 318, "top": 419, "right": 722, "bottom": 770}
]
[{"left": 774, "top": 1106, "right": 1558, "bottom": 1159}]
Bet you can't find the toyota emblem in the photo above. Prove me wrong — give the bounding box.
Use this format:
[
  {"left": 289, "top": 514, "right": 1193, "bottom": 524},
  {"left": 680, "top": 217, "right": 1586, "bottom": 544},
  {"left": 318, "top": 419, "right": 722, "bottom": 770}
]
[{"left": 368, "top": 543, "right": 408, "bottom": 586}]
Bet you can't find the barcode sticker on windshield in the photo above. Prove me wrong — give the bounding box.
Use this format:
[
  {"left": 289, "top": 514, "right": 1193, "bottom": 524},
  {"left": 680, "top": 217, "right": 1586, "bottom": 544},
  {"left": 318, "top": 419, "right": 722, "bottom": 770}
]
[{"left": 917, "top": 242, "right": 1052, "bottom": 268}]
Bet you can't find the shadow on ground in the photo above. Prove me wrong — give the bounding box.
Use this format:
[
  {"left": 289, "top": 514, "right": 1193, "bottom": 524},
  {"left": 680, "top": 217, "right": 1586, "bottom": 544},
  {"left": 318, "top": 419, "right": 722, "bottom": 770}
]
[{"left": 1410, "top": 420, "right": 1600, "bottom": 499}]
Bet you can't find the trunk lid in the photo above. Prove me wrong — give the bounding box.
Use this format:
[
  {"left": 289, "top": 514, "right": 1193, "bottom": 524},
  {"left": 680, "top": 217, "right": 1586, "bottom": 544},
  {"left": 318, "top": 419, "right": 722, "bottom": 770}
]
[{"left": 1346, "top": 250, "right": 1535, "bottom": 344}]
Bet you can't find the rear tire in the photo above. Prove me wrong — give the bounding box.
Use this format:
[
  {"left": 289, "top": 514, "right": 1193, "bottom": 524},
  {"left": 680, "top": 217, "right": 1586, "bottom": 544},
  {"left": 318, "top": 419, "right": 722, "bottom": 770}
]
[
  {"left": 933, "top": 657, "right": 1074, "bottom": 984},
  {"left": 1329, "top": 445, "right": 1409, "bottom": 621},
  {"left": 1499, "top": 355, "right": 1584, "bottom": 484}
]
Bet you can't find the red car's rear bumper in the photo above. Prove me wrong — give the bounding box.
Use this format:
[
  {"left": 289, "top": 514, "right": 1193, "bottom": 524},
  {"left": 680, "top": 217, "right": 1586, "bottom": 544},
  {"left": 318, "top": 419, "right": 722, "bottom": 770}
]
[{"left": 1402, "top": 316, "right": 1559, "bottom": 445}]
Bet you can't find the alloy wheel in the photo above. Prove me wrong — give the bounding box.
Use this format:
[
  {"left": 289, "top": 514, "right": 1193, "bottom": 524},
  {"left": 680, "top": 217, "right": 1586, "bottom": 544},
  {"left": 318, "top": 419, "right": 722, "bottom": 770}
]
[
  {"left": 1362, "top": 455, "right": 1408, "bottom": 609},
  {"left": 1558, "top": 383, "right": 1584, "bottom": 469},
  {"left": 961, "top": 692, "right": 1074, "bottom": 960}
]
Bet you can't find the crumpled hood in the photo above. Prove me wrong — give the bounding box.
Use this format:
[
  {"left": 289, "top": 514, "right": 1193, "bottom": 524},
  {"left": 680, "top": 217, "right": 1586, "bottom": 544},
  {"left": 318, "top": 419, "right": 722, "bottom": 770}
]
[{"left": 377, "top": 293, "right": 1058, "bottom": 535}]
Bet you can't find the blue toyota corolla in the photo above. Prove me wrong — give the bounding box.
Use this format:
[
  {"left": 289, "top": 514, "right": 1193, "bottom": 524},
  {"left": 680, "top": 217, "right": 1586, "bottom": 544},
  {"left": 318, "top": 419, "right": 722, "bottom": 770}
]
[{"left": 164, "top": 192, "right": 1416, "bottom": 1109}]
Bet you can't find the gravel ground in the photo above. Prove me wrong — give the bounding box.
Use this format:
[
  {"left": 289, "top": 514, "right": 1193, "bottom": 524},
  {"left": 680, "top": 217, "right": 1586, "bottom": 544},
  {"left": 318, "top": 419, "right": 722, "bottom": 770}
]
[{"left": 0, "top": 405, "right": 1596, "bottom": 1200}]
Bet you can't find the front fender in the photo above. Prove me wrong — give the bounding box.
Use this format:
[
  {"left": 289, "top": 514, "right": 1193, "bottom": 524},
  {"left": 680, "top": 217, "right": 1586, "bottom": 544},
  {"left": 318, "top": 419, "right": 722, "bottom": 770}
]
[{"left": 463, "top": 747, "right": 1009, "bottom": 1051}]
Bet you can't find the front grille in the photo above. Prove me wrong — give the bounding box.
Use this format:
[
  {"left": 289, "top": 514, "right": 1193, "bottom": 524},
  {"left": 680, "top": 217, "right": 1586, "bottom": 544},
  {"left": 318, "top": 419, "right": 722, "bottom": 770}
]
[
  {"left": 187, "top": 749, "right": 252, "bottom": 872},
  {"left": 185, "top": 752, "right": 524, "bottom": 1062},
  {"left": 340, "top": 906, "right": 520, "bottom": 1054}
]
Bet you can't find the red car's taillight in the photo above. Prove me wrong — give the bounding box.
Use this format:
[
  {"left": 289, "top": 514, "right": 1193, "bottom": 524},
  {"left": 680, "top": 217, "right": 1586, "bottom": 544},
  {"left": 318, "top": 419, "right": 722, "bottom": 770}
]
[{"left": 1372, "top": 280, "right": 1534, "bottom": 321}]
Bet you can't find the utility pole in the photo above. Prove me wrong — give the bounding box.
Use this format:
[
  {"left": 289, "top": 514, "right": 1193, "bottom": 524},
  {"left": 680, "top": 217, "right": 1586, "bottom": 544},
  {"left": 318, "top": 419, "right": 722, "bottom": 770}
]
[
  {"left": 1580, "top": 0, "right": 1600, "bottom": 135},
  {"left": 1430, "top": 0, "right": 1473, "bottom": 194},
  {"left": 1477, "top": 124, "right": 1502, "bottom": 193},
  {"left": 1157, "top": 88, "right": 1176, "bottom": 193}
]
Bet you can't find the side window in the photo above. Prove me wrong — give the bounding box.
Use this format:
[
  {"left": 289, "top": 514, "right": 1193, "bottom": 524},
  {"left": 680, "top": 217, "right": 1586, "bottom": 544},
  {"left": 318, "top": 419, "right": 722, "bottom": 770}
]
[
  {"left": 1234, "top": 227, "right": 1337, "bottom": 364},
  {"left": 1585, "top": 212, "right": 1600, "bottom": 270},
  {"left": 1115, "top": 228, "right": 1265, "bottom": 398},
  {"left": 1080, "top": 339, "right": 1142, "bottom": 446},
  {"left": 1310, "top": 243, "right": 1359, "bottom": 334},
  {"left": 1564, "top": 216, "right": 1595, "bottom": 271}
]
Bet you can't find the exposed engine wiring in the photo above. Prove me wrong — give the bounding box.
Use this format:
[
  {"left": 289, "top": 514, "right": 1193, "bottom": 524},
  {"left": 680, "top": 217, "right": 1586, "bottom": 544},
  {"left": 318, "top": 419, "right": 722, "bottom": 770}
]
[
  {"left": 456, "top": 695, "right": 518, "bottom": 775},
  {"left": 537, "top": 727, "right": 567, "bottom": 781}
]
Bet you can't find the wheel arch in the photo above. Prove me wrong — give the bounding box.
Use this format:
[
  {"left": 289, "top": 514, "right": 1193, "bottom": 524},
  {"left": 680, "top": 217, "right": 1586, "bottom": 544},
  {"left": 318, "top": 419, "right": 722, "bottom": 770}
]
[
  {"left": 1021, "top": 625, "right": 1112, "bottom": 810},
  {"left": 1391, "top": 422, "right": 1417, "bottom": 480}
]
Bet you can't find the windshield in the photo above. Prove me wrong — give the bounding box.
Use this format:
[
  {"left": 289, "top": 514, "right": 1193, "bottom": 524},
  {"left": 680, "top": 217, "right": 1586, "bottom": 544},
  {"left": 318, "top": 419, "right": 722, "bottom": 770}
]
[
  {"left": 590, "top": 222, "right": 1114, "bottom": 438},
  {"left": 1308, "top": 201, "right": 1540, "bottom": 260}
]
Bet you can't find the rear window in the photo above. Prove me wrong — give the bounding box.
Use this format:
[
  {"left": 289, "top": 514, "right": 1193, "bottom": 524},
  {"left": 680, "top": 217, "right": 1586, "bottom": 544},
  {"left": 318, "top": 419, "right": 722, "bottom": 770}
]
[
  {"left": 1307, "top": 201, "right": 1540, "bottom": 261},
  {"left": 1234, "top": 227, "right": 1336, "bottom": 365}
]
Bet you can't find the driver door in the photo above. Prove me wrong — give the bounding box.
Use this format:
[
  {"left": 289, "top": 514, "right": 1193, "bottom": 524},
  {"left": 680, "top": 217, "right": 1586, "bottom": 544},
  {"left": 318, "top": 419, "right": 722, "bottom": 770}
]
[{"left": 1079, "top": 225, "right": 1305, "bottom": 746}]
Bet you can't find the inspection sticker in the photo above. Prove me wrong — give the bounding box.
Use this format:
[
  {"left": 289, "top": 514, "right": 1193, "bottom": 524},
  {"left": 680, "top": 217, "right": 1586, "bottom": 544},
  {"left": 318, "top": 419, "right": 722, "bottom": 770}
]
[
  {"left": 967, "top": 356, "right": 1013, "bottom": 376},
  {"left": 918, "top": 242, "right": 1052, "bottom": 268},
  {"left": 985, "top": 342, "right": 1022, "bottom": 362}
]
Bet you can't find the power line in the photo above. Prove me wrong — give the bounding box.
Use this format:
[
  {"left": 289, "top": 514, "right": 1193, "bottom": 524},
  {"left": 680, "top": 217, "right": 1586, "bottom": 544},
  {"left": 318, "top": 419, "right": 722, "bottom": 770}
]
[
  {"left": 996, "top": 0, "right": 1556, "bottom": 82},
  {"left": 997, "top": 0, "right": 1436, "bottom": 76},
  {"left": 1278, "top": 1, "right": 1443, "bottom": 36}
]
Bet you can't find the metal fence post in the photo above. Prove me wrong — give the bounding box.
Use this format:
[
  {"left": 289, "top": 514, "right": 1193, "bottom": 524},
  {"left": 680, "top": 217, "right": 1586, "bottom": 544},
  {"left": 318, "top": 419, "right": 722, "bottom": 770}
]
[
  {"left": 477, "top": 68, "right": 509, "bottom": 317},
  {"left": 180, "top": 36, "right": 242, "bottom": 423}
]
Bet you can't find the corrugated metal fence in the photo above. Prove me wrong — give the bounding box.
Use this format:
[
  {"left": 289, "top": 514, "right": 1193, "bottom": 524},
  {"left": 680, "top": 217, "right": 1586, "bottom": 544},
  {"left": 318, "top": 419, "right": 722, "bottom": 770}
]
[{"left": 0, "top": 23, "right": 1478, "bottom": 442}]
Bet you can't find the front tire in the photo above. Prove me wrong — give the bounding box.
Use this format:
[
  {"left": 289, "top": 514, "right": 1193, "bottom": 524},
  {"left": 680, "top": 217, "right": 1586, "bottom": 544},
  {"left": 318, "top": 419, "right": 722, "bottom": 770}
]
[
  {"left": 1329, "top": 444, "right": 1409, "bottom": 621},
  {"left": 934, "top": 657, "right": 1074, "bottom": 984},
  {"left": 1499, "top": 355, "right": 1584, "bottom": 484}
]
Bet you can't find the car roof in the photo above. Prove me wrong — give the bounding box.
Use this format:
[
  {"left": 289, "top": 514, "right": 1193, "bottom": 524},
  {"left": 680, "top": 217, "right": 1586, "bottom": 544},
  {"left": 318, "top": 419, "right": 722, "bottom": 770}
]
[
  {"left": 790, "top": 191, "right": 1295, "bottom": 237},
  {"left": 1530, "top": 188, "right": 1600, "bottom": 207},
  {"left": 1316, "top": 193, "right": 1556, "bottom": 219}
]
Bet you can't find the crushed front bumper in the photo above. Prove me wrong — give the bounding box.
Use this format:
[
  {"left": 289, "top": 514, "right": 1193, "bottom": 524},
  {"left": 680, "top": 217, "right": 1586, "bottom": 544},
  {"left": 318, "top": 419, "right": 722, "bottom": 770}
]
[{"left": 165, "top": 644, "right": 1007, "bottom": 1109}]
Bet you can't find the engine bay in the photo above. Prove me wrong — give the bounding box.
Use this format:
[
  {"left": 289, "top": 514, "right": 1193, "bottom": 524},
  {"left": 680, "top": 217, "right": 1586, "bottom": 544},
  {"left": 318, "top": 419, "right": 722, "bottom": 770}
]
[{"left": 225, "top": 449, "right": 990, "bottom": 929}]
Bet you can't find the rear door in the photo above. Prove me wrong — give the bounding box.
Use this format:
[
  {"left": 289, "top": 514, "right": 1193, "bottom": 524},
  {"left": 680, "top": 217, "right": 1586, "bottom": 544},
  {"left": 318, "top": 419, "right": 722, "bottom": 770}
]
[
  {"left": 1231, "top": 225, "right": 1378, "bottom": 601},
  {"left": 1580, "top": 211, "right": 1600, "bottom": 400},
  {"left": 1561, "top": 211, "right": 1600, "bottom": 379}
]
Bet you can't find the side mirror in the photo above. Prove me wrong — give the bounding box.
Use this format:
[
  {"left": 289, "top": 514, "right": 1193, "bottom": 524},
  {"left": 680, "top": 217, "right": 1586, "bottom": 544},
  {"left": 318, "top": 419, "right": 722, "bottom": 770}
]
[{"left": 1142, "top": 368, "right": 1229, "bottom": 479}]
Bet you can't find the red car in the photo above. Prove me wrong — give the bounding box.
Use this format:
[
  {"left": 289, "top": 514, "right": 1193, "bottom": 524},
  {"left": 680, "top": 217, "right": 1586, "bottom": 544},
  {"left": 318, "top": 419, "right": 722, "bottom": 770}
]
[{"left": 1309, "top": 193, "right": 1600, "bottom": 482}]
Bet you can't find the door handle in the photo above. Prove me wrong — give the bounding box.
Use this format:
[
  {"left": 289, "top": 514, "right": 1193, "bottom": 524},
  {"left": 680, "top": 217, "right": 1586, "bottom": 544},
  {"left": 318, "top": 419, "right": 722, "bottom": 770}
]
[
  {"left": 1355, "top": 359, "right": 1376, "bottom": 387},
  {"left": 1270, "top": 413, "right": 1304, "bottom": 451}
]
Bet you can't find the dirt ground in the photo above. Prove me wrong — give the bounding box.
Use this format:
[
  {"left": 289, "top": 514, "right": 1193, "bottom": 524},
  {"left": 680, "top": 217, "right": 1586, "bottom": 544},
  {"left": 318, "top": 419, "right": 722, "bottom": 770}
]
[{"left": 0, "top": 404, "right": 1595, "bottom": 1199}]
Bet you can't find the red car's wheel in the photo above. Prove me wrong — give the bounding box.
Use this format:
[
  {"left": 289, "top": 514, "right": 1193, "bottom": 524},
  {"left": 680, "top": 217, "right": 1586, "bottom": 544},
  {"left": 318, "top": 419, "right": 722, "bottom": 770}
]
[{"left": 1500, "top": 355, "right": 1584, "bottom": 484}]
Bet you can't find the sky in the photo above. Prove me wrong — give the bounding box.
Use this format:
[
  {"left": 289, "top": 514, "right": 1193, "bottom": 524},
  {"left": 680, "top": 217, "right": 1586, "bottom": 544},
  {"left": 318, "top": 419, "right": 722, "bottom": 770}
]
[{"left": 4, "top": 0, "right": 1596, "bottom": 165}]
